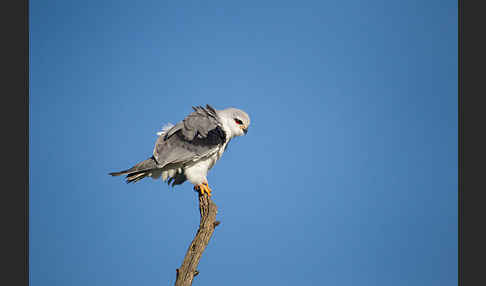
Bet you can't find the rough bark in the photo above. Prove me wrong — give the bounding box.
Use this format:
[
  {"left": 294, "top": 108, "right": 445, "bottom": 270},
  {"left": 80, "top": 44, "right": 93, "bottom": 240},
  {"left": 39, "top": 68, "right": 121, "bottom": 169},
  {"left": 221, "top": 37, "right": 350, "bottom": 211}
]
[{"left": 174, "top": 194, "right": 219, "bottom": 286}]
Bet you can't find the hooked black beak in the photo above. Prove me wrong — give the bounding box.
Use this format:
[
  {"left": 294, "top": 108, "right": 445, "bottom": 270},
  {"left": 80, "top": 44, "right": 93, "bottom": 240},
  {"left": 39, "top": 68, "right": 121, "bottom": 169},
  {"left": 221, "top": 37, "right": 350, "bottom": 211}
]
[{"left": 243, "top": 127, "right": 248, "bottom": 135}]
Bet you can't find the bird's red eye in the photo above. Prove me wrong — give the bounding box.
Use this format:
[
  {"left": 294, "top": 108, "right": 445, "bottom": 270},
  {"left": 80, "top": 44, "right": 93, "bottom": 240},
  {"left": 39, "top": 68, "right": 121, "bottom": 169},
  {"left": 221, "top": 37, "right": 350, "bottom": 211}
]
[{"left": 234, "top": 119, "right": 243, "bottom": 125}]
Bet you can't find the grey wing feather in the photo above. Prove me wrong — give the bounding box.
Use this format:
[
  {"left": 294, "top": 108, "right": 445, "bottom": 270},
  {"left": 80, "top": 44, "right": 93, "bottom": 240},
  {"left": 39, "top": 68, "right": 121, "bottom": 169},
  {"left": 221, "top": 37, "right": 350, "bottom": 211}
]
[
  {"left": 153, "top": 104, "right": 226, "bottom": 168},
  {"left": 160, "top": 105, "right": 219, "bottom": 141},
  {"left": 180, "top": 105, "right": 220, "bottom": 140}
]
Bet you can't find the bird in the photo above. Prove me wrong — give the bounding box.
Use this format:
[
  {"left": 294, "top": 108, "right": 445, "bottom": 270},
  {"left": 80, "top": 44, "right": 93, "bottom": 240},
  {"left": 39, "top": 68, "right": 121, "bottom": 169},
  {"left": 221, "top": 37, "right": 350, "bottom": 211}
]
[{"left": 109, "top": 104, "right": 250, "bottom": 197}]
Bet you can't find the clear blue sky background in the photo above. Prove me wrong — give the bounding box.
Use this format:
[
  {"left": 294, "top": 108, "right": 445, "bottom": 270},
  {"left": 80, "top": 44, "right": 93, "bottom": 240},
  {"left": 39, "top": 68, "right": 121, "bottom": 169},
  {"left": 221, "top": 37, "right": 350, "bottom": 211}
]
[{"left": 30, "top": 1, "right": 457, "bottom": 285}]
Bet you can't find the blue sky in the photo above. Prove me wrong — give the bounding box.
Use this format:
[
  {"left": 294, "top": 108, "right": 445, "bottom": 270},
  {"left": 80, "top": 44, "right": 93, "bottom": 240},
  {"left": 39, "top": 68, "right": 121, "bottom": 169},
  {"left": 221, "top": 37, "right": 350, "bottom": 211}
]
[{"left": 30, "top": 1, "right": 457, "bottom": 285}]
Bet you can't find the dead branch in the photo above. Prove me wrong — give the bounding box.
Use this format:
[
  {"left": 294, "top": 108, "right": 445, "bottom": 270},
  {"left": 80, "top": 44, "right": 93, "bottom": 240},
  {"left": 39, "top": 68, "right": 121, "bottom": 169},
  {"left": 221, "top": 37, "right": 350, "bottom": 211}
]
[{"left": 174, "top": 193, "right": 219, "bottom": 286}]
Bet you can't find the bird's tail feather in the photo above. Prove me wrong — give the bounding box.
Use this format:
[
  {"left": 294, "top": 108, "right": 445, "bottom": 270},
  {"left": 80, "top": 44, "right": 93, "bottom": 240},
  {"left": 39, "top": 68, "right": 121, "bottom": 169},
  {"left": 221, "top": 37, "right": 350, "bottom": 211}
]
[{"left": 109, "top": 156, "right": 158, "bottom": 183}]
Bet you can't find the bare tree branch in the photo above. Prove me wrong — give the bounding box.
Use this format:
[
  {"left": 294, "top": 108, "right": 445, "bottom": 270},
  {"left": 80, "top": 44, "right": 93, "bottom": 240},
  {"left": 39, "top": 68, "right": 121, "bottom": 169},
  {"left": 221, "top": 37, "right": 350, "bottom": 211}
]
[{"left": 175, "top": 193, "right": 219, "bottom": 286}]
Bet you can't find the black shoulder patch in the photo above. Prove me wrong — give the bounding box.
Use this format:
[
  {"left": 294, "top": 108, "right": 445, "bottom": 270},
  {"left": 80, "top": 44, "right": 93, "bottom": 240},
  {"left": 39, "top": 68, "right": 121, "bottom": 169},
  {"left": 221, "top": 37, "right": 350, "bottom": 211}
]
[{"left": 177, "top": 125, "right": 226, "bottom": 147}]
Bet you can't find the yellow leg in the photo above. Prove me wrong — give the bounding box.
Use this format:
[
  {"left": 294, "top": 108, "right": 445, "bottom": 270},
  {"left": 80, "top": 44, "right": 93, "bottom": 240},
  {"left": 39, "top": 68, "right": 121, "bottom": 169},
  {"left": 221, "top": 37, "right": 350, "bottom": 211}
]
[{"left": 194, "top": 182, "right": 212, "bottom": 197}]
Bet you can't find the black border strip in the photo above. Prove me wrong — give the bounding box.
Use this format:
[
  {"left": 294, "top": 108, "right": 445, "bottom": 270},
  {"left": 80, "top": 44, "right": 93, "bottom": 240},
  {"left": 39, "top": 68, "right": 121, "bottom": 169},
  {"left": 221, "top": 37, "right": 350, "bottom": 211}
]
[
  {"left": 460, "top": 0, "right": 486, "bottom": 284},
  {"left": 1, "top": 0, "right": 29, "bottom": 285}
]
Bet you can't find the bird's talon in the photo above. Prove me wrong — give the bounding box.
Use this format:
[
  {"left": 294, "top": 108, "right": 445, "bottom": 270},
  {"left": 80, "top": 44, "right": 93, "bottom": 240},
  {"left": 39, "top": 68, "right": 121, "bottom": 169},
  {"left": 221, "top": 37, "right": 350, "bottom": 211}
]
[
  {"left": 203, "top": 183, "right": 213, "bottom": 197},
  {"left": 194, "top": 183, "right": 212, "bottom": 197}
]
